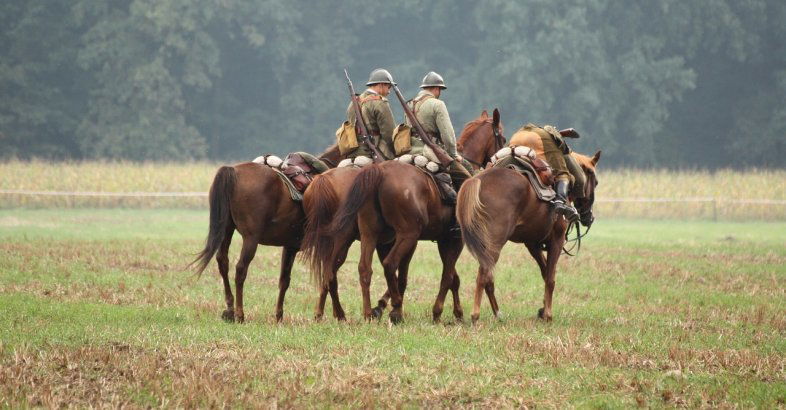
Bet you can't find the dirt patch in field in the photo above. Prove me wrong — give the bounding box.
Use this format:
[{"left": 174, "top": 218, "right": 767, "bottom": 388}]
[{"left": 0, "top": 343, "right": 547, "bottom": 408}]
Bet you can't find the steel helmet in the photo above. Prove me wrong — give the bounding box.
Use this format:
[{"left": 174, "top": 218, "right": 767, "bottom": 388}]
[
  {"left": 366, "top": 68, "right": 396, "bottom": 86},
  {"left": 420, "top": 71, "right": 446, "bottom": 89}
]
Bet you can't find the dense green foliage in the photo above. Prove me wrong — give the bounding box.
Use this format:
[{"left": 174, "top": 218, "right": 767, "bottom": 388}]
[{"left": 1, "top": 1, "right": 784, "bottom": 167}]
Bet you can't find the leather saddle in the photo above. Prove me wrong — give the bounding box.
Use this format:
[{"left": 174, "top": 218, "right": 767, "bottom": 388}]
[
  {"left": 281, "top": 153, "right": 316, "bottom": 192},
  {"left": 493, "top": 155, "right": 556, "bottom": 202}
]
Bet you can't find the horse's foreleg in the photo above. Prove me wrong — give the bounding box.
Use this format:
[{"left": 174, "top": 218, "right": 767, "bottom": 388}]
[
  {"left": 433, "top": 237, "right": 462, "bottom": 322},
  {"left": 539, "top": 232, "right": 566, "bottom": 321},
  {"left": 274, "top": 246, "right": 296, "bottom": 322},
  {"left": 234, "top": 236, "right": 259, "bottom": 324},
  {"left": 217, "top": 227, "right": 235, "bottom": 322}
]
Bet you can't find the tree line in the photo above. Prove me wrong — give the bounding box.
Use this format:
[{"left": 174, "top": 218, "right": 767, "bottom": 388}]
[{"left": 1, "top": 0, "right": 784, "bottom": 168}]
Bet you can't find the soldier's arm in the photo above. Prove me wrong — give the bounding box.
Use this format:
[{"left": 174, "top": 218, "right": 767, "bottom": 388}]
[
  {"left": 434, "top": 100, "right": 457, "bottom": 157},
  {"left": 376, "top": 100, "right": 396, "bottom": 142}
]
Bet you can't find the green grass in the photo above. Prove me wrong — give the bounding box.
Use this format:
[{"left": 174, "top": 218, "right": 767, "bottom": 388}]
[{"left": 1, "top": 209, "right": 785, "bottom": 407}]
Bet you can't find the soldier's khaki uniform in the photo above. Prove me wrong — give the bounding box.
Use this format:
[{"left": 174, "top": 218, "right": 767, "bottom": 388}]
[
  {"left": 532, "top": 126, "right": 571, "bottom": 184},
  {"left": 406, "top": 90, "right": 473, "bottom": 185},
  {"left": 346, "top": 89, "right": 396, "bottom": 160}
]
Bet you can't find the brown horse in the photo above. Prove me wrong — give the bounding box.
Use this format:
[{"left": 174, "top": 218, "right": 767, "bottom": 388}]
[
  {"left": 456, "top": 149, "right": 600, "bottom": 322},
  {"left": 322, "top": 110, "right": 504, "bottom": 323},
  {"left": 192, "top": 145, "right": 342, "bottom": 323},
  {"left": 301, "top": 109, "right": 505, "bottom": 321}
]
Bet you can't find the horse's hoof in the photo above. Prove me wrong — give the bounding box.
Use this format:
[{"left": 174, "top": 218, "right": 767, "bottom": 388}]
[
  {"left": 432, "top": 309, "right": 443, "bottom": 323},
  {"left": 314, "top": 314, "right": 324, "bottom": 322},
  {"left": 537, "top": 308, "right": 552, "bottom": 321},
  {"left": 471, "top": 314, "right": 479, "bottom": 324},
  {"left": 335, "top": 313, "right": 347, "bottom": 322},
  {"left": 389, "top": 311, "right": 403, "bottom": 325},
  {"left": 454, "top": 310, "right": 464, "bottom": 322},
  {"left": 275, "top": 312, "right": 284, "bottom": 323},
  {"left": 371, "top": 306, "right": 384, "bottom": 319},
  {"left": 221, "top": 310, "right": 235, "bottom": 322},
  {"left": 495, "top": 311, "right": 504, "bottom": 322},
  {"left": 236, "top": 315, "right": 245, "bottom": 324}
]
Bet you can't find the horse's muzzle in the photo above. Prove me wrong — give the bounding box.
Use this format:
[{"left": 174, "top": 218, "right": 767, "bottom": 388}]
[{"left": 579, "top": 210, "right": 594, "bottom": 227}]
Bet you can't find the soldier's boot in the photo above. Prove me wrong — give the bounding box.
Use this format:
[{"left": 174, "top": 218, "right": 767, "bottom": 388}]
[
  {"left": 434, "top": 172, "right": 457, "bottom": 205},
  {"left": 551, "top": 180, "right": 579, "bottom": 222}
]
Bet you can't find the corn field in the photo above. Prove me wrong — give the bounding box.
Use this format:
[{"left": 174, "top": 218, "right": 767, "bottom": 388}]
[{"left": 1, "top": 161, "right": 784, "bottom": 220}]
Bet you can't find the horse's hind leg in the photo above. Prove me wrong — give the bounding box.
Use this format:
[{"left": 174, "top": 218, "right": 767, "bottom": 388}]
[
  {"left": 371, "top": 242, "right": 394, "bottom": 319},
  {"left": 314, "top": 241, "right": 347, "bottom": 321},
  {"left": 314, "top": 287, "right": 329, "bottom": 321},
  {"left": 234, "top": 236, "right": 259, "bottom": 324},
  {"left": 382, "top": 235, "right": 418, "bottom": 324},
  {"left": 274, "top": 246, "right": 297, "bottom": 322},
  {"left": 217, "top": 225, "right": 235, "bottom": 322},
  {"left": 471, "top": 248, "right": 502, "bottom": 324},
  {"left": 358, "top": 233, "right": 379, "bottom": 320},
  {"left": 328, "top": 275, "right": 345, "bottom": 321},
  {"left": 433, "top": 237, "right": 463, "bottom": 322}
]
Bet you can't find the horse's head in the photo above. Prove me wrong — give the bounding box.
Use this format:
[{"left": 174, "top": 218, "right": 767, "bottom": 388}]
[
  {"left": 571, "top": 150, "right": 601, "bottom": 227},
  {"left": 457, "top": 108, "right": 505, "bottom": 170}
]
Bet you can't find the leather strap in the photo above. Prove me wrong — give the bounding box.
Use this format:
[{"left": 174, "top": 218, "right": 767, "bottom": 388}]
[{"left": 358, "top": 95, "right": 382, "bottom": 104}]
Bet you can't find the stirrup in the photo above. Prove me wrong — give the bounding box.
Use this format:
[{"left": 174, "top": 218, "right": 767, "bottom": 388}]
[{"left": 553, "top": 201, "right": 579, "bottom": 222}]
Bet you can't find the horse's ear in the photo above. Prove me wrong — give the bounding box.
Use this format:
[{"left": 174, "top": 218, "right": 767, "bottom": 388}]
[
  {"left": 492, "top": 108, "right": 500, "bottom": 127},
  {"left": 480, "top": 110, "right": 488, "bottom": 119},
  {"left": 592, "top": 150, "right": 602, "bottom": 165}
]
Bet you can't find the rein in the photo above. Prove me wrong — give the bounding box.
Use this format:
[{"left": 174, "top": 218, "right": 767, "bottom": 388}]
[{"left": 562, "top": 220, "right": 591, "bottom": 256}]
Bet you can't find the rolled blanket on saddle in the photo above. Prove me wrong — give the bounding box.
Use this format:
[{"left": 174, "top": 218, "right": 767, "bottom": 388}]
[{"left": 252, "top": 152, "right": 330, "bottom": 201}]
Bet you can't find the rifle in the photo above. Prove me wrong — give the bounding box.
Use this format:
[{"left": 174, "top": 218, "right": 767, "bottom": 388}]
[
  {"left": 344, "top": 69, "right": 384, "bottom": 163},
  {"left": 391, "top": 84, "right": 453, "bottom": 167}
]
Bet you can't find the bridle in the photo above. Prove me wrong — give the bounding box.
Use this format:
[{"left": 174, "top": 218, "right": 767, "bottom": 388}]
[{"left": 562, "top": 170, "right": 597, "bottom": 256}]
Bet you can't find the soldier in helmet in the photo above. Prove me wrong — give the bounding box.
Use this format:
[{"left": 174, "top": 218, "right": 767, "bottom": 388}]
[
  {"left": 405, "top": 71, "right": 472, "bottom": 203},
  {"left": 345, "top": 68, "right": 397, "bottom": 160}
]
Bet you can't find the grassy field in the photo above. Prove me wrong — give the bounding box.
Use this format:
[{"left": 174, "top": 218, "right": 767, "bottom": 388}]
[
  {"left": 1, "top": 209, "right": 784, "bottom": 407},
  {"left": 1, "top": 160, "right": 785, "bottom": 220}
]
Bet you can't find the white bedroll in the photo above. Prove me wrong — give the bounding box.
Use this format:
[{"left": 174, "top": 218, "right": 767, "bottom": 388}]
[
  {"left": 337, "top": 155, "right": 373, "bottom": 168},
  {"left": 395, "top": 154, "right": 440, "bottom": 173}
]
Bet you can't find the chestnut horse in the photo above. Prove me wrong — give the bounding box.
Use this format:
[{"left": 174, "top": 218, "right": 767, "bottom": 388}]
[
  {"left": 192, "top": 145, "right": 342, "bottom": 323},
  {"left": 302, "top": 109, "right": 505, "bottom": 321},
  {"left": 456, "top": 149, "right": 600, "bottom": 322},
  {"left": 322, "top": 109, "right": 504, "bottom": 323}
]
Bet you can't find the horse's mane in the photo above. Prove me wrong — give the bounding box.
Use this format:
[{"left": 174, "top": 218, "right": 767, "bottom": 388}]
[{"left": 571, "top": 152, "right": 596, "bottom": 172}]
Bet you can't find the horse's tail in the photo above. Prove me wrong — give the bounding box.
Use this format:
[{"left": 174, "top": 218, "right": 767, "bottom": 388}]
[
  {"left": 456, "top": 177, "right": 496, "bottom": 271},
  {"left": 329, "top": 164, "right": 382, "bottom": 248},
  {"left": 300, "top": 175, "right": 339, "bottom": 288},
  {"left": 191, "top": 166, "right": 236, "bottom": 275}
]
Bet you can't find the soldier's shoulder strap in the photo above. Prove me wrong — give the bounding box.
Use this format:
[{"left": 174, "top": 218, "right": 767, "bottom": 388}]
[
  {"left": 411, "top": 94, "right": 434, "bottom": 115},
  {"left": 358, "top": 94, "right": 383, "bottom": 104}
]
